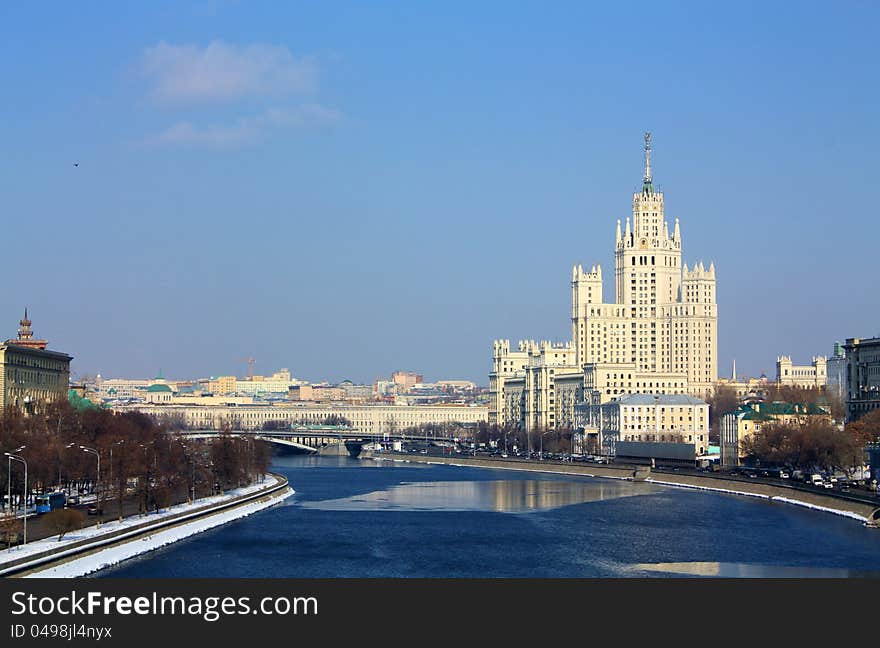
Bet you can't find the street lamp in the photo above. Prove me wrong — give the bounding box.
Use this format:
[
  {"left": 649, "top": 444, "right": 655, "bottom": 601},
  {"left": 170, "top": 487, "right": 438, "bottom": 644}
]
[
  {"left": 178, "top": 439, "right": 196, "bottom": 505},
  {"left": 4, "top": 451, "right": 27, "bottom": 546},
  {"left": 80, "top": 446, "right": 101, "bottom": 528},
  {"left": 540, "top": 431, "right": 553, "bottom": 460},
  {"left": 138, "top": 441, "right": 157, "bottom": 515},
  {"left": 5, "top": 445, "right": 25, "bottom": 515},
  {"left": 108, "top": 440, "right": 128, "bottom": 521}
]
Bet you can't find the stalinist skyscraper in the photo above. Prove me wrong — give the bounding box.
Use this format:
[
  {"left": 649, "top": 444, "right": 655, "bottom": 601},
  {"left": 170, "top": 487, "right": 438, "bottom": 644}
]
[{"left": 490, "top": 133, "right": 718, "bottom": 431}]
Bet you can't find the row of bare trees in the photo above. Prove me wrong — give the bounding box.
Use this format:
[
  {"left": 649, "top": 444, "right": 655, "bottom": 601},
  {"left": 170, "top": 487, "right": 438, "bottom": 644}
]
[
  {"left": 468, "top": 422, "right": 580, "bottom": 455},
  {"left": 740, "top": 410, "right": 880, "bottom": 474},
  {"left": 705, "top": 383, "right": 846, "bottom": 444},
  {"left": 0, "top": 400, "right": 272, "bottom": 526}
]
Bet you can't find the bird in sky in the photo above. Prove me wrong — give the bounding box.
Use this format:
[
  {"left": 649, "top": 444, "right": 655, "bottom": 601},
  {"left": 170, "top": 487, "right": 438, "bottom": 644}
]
[{"left": 73, "top": 163, "right": 79, "bottom": 167}]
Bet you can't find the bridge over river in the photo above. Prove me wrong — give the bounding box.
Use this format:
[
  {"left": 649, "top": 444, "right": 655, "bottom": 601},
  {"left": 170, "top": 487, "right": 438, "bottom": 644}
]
[{"left": 179, "top": 426, "right": 464, "bottom": 458}]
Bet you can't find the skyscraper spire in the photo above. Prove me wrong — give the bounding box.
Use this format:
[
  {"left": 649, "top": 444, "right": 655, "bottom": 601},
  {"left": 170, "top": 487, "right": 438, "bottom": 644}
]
[{"left": 643, "top": 131, "right": 653, "bottom": 193}]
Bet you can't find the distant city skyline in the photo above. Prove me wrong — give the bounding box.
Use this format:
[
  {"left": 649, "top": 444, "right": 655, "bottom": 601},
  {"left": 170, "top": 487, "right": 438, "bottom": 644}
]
[{"left": 2, "top": 3, "right": 878, "bottom": 385}]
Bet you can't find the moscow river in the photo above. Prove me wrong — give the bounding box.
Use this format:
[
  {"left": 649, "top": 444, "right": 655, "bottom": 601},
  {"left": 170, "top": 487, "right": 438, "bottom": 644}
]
[{"left": 99, "top": 455, "right": 880, "bottom": 578}]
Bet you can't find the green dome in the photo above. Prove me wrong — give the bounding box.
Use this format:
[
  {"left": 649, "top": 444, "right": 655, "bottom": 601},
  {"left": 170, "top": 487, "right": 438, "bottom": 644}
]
[{"left": 147, "top": 383, "right": 172, "bottom": 393}]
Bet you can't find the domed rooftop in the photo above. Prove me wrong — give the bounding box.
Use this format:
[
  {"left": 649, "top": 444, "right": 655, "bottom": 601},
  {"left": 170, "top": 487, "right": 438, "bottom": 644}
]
[{"left": 147, "top": 383, "right": 172, "bottom": 393}]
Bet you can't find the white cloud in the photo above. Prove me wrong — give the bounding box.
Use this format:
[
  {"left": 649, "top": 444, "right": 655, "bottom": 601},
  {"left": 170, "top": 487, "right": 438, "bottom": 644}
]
[
  {"left": 255, "top": 103, "right": 342, "bottom": 128},
  {"left": 150, "top": 103, "right": 342, "bottom": 148},
  {"left": 151, "top": 120, "right": 258, "bottom": 148},
  {"left": 142, "top": 40, "right": 316, "bottom": 103}
]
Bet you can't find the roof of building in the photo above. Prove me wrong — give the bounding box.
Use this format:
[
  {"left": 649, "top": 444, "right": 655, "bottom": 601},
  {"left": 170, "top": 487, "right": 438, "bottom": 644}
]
[
  {"left": 68, "top": 389, "right": 101, "bottom": 412},
  {"left": 147, "top": 383, "right": 172, "bottom": 393},
  {"left": 0, "top": 343, "right": 73, "bottom": 361},
  {"left": 616, "top": 393, "right": 707, "bottom": 406},
  {"left": 726, "top": 401, "right": 830, "bottom": 419}
]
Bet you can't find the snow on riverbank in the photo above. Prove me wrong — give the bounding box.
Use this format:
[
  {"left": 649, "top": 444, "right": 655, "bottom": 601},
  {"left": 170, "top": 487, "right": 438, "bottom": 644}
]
[
  {"left": 26, "top": 486, "right": 294, "bottom": 578},
  {"left": 769, "top": 496, "right": 869, "bottom": 522},
  {"left": 0, "top": 476, "right": 281, "bottom": 569},
  {"left": 645, "top": 478, "right": 871, "bottom": 523}
]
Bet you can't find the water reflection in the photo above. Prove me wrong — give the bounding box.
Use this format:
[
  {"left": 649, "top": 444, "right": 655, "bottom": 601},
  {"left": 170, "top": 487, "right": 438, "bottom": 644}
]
[
  {"left": 630, "top": 561, "right": 880, "bottom": 578},
  {"left": 300, "top": 479, "right": 660, "bottom": 513}
]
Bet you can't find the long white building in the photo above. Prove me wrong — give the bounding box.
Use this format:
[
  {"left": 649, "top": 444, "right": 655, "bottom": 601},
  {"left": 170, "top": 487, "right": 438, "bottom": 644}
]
[
  {"left": 113, "top": 402, "right": 488, "bottom": 434},
  {"left": 490, "top": 133, "right": 718, "bottom": 431}
]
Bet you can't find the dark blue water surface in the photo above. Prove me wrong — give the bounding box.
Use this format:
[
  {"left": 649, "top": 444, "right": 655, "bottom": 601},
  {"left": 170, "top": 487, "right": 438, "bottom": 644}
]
[{"left": 98, "top": 455, "right": 880, "bottom": 578}]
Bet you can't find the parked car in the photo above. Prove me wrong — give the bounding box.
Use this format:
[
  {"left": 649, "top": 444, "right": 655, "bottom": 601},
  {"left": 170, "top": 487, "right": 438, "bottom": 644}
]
[{"left": 87, "top": 504, "right": 103, "bottom": 516}]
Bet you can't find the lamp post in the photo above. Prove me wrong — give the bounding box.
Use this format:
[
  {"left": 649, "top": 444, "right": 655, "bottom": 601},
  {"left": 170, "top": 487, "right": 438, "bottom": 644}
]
[
  {"left": 540, "top": 431, "right": 552, "bottom": 461},
  {"left": 178, "top": 439, "right": 195, "bottom": 505},
  {"left": 80, "top": 446, "right": 101, "bottom": 528},
  {"left": 61, "top": 441, "right": 79, "bottom": 493},
  {"left": 5, "top": 445, "right": 25, "bottom": 515},
  {"left": 137, "top": 440, "right": 158, "bottom": 516},
  {"left": 109, "top": 440, "right": 128, "bottom": 521},
  {"left": 5, "top": 451, "right": 27, "bottom": 546}
]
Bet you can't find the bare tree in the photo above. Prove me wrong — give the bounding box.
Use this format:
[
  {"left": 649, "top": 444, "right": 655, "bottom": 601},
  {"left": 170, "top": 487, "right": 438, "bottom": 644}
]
[
  {"left": 705, "top": 384, "right": 739, "bottom": 443},
  {"left": 45, "top": 508, "right": 85, "bottom": 541},
  {"left": 0, "top": 513, "right": 22, "bottom": 548}
]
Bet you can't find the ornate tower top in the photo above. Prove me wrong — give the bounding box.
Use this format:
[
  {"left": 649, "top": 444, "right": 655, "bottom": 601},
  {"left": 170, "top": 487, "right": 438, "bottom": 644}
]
[
  {"left": 643, "top": 131, "right": 653, "bottom": 193},
  {"left": 18, "top": 308, "right": 33, "bottom": 341},
  {"left": 6, "top": 308, "right": 48, "bottom": 350}
]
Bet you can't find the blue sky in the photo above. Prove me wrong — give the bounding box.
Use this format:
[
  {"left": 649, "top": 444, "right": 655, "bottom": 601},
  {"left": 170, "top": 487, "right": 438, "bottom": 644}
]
[{"left": 1, "top": 2, "right": 878, "bottom": 384}]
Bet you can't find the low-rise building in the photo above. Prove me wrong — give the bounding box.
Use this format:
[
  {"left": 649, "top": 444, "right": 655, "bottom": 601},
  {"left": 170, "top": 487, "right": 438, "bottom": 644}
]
[
  {"left": 146, "top": 382, "right": 173, "bottom": 404},
  {"left": 776, "top": 355, "right": 827, "bottom": 388},
  {"left": 0, "top": 311, "right": 72, "bottom": 413},
  {"left": 492, "top": 340, "right": 580, "bottom": 431},
  {"left": 720, "top": 401, "right": 832, "bottom": 466},
  {"left": 391, "top": 371, "right": 423, "bottom": 392},
  {"left": 288, "top": 384, "right": 314, "bottom": 401},
  {"left": 112, "top": 402, "right": 488, "bottom": 434},
  {"left": 575, "top": 393, "right": 708, "bottom": 464}
]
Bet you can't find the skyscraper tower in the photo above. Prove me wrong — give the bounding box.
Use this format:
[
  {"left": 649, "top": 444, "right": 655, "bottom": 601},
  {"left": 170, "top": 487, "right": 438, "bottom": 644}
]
[
  {"left": 491, "top": 132, "right": 719, "bottom": 431},
  {"left": 570, "top": 131, "right": 717, "bottom": 397}
]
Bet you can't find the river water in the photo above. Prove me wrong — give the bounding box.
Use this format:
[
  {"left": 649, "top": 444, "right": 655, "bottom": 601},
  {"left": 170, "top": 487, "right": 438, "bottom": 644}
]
[{"left": 98, "top": 455, "right": 880, "bottom": 578}]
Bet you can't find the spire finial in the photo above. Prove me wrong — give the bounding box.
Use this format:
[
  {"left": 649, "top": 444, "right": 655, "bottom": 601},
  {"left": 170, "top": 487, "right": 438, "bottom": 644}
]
[{"left": 643, "top": 131, "right": 653, "bottom": 193}]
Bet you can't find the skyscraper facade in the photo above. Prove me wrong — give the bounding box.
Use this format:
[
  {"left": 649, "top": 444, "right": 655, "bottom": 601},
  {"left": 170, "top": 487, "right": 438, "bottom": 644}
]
[{"left": 490, "top": 133, "right": 718, "bottom": 431}]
